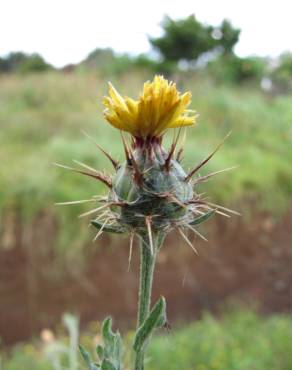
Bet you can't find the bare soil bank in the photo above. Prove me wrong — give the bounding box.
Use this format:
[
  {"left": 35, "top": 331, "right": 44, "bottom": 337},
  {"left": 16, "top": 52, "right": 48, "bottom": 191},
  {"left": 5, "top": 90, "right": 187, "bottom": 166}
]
[{"left": 1, "top": 209, "right": 291, "bottom": 345}]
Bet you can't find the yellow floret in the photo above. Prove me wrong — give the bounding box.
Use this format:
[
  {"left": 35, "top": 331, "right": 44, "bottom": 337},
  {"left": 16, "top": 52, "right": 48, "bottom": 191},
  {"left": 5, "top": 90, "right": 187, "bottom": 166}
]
[{"left": 103, "top": 75, "right": 197, "bottom": 138}]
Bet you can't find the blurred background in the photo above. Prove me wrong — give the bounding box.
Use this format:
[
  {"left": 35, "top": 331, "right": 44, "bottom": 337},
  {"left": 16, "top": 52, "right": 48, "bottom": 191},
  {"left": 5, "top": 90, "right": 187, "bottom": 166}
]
[{"left": 1, "top": 0, "right": 292, "bottom": 369}]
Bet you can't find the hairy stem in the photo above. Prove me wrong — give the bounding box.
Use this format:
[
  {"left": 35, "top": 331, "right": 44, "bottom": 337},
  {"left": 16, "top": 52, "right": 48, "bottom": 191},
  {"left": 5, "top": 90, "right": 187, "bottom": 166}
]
[{"left": 134, "top": 234, "right": 158, "bottom": 370}]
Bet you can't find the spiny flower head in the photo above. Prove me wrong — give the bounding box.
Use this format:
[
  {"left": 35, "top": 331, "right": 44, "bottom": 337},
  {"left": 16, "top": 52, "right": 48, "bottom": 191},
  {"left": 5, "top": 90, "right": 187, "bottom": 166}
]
[
  {"left": 57, "top": 76, "right": 236, "bottom": 254},
  {"left": 61, "top": 76, "right": 238, "bottom": 370},
  {"left": 103, "top": 75, "right": 197, "bottom": 139}
]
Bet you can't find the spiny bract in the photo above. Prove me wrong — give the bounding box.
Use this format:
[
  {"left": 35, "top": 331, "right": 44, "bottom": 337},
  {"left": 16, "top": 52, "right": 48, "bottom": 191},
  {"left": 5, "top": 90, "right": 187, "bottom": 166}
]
[{"left": 109, "top": 139, "right": 194, "bottom": 232}]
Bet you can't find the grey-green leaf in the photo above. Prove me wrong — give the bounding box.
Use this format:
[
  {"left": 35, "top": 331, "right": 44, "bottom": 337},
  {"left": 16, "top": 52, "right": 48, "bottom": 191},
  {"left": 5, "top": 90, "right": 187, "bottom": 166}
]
[
  {"left": 91, "top": 365, "right": 101, "bottom": 370},
  {"left": 102, "top": 317, "right": 115, "bottom": 346},
  {"left": 96, "top": 345, "right": 104, "bottom": 360},
  {"left": 133, "top": 296, "right": 166, "bottom": 352},
  {"left": 101, "top": 359, "right": 116, "bottom": 370},
  {"left": 79, "top": 345, "right": 92, "bottom": 367}
]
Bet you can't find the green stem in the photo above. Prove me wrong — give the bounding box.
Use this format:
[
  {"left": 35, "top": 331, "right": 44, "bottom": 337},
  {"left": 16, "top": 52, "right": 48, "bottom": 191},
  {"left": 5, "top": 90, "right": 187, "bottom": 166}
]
[{"left": 134, "top": 235, "right": 157, "bottom": 370}]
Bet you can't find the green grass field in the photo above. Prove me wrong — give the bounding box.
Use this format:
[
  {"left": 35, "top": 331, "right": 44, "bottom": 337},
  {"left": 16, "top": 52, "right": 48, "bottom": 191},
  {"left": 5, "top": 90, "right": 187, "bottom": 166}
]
[
  {"left": 2, "top": 309, "right": 292, "bottom": 370},
  {"left": 1, "top": 70, "right": 292, "bottom": 248}
]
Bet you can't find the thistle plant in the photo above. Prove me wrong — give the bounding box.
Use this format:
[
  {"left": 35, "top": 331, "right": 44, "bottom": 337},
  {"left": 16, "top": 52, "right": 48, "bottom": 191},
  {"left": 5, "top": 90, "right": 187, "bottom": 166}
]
[{"left": 56, "top": 76, "right": 236, "bottom": 370}]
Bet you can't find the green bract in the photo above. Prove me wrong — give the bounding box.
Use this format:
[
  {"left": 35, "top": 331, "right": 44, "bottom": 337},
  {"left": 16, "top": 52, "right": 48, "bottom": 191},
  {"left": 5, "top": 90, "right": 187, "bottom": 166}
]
[{"left": 110, "top": 146, "right": 193, "bottom": 232}]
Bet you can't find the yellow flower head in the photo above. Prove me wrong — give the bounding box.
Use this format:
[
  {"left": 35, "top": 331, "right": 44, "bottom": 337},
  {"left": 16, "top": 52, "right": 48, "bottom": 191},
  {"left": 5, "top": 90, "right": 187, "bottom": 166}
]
[{"left": 103, "top": 75, "right": 197, "bottom": 138}]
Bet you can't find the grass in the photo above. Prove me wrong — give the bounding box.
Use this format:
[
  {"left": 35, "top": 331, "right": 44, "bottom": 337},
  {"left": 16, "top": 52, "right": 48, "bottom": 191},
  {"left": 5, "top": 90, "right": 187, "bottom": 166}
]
[
  {"left": 1, "top": 309, "right": 292, "bottom": 370},
  {"left": 1, "top": 70, "right": 292, "bottom": 249},
  {"left": 148, "top": 309, "right": 292, "bottom": 370}
]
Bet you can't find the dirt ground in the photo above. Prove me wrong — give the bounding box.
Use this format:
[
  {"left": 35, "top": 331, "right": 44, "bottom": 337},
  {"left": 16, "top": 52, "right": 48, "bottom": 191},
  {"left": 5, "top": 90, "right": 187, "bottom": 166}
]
[{"left": 1, "top": 208, "right": 292, "bottom": 345}]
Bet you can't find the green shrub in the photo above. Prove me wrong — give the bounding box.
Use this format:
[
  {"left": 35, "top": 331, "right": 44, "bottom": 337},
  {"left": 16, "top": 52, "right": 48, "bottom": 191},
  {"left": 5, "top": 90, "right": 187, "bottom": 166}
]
[
  {"left": 272, "top": 52, "right": 292, "bottom": 93},
  {"left": 0, "top": 52, "right": 52, "bottom": 74},
  {"left": 207, "top": 54, "right": 267, "bottom": 84}
]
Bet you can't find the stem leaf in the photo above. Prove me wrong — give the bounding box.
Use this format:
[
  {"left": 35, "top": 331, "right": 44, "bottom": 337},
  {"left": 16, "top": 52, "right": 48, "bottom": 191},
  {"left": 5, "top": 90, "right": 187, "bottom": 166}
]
[
  {"left": 79, "top": 345, "right": 100, "bottom": 369},
  {"left": 101, "top": 317, "right": 123, "bottom": 370},
  {"left": 133, "top": 296, "right": 166, "bottom": 352},
  {"left": 96, "top": 345, "right": 104, "bottom": 360},
  {"left": 79, "top": 345, "right": 92, "bottom": 367},
  {"left": 101, "top": 359, "right": 116, "bottom": 370},
  {"left": 80, "top": 317, "right": 122, "bottom": 370}
]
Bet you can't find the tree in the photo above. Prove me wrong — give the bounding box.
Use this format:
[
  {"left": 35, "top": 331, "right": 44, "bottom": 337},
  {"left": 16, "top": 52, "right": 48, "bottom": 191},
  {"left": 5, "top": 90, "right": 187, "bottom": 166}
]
[
  {"left": 149, "top": 15, "right": 215, "bottom": 63},
  {"left": 0, "top": 52, "right": 27, "bottom": 72},
  {"left": 18, "top": 53, "right": 52, "bottom": 73},
  {"left": 0, "top": 52, "right": 52, "bottom": 74},
  {"left": 149, "top": 15, "right": 241, "bottom": 66},
  {"left": 215, "top": 19, "right": 240, "bottom": 55},
  {"left": 80, "top": 48, "right": 134, "bottom": 76},
  {"left": 271, "top": 52, "right": 292, "bottom": 92}
]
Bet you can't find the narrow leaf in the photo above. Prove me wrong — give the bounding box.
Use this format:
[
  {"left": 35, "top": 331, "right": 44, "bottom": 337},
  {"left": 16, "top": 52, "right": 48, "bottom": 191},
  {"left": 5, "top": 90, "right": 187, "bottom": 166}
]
[
  {"left": 91, "top": 365, "right": 101, "bottom": 370},
  {"left": 79, "top": 345, "right": 92, "bottom": 367},
  {"left": 133, "top": 297, "right": 166, "bottom": 352},
  {"left": 101, "top": 359, "right": 116, "bottom": 370},
  {"left": 102, "top": 317, "right": 115, "bottom": 345},
  {"left": 96, "top": 345, "right": 104, "bottom": 361}
]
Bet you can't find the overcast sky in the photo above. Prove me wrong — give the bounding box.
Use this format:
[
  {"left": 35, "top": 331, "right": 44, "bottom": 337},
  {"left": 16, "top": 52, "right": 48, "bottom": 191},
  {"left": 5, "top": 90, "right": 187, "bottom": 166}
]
[{"left": 1, "top": 0, "right": 290, "bottom": 67}]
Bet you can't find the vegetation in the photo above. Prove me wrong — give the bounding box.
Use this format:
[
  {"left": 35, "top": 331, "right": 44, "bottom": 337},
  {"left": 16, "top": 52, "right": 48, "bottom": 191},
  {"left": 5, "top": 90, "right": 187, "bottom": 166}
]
[
  {"left": 0, "top": 52, "right": 53, "bottom": 74},
  {"left": 148, "top": 309, "right": 292, "bottom": 370},
  {"left": 207, "top": 54, "right": 268, "bottom": 84},
  {"left": 79, "top": 48, "right": 135, "bottom": 76},
  {"left": 1, "top": 309, "right": 292, "bottom": 370},
  {"left": 272, "top": 52, "right": 292, "bottom": 92},
  {"left": 149, "top": 16, "right": 240, "bottom": 67}
]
